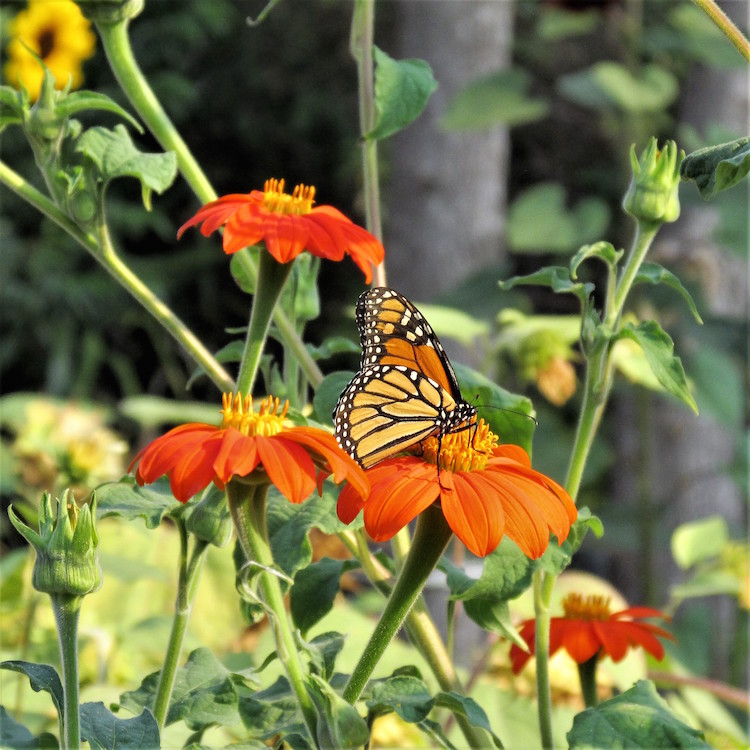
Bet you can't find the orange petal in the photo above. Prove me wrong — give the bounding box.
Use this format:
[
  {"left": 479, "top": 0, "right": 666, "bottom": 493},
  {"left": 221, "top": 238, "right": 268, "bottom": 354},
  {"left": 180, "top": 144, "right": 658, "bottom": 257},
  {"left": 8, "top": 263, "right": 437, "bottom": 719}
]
[
  {"left": 560, "top": 620, "right": 601, "bottom": 663},
  {"left": 257, "top": 435, "right": 317, "bottom": 504},
  {"left": 211, "top": 428, "right": 259, "bottom": 483},
  {"left": 337, "top": 481, "right": 366, "bottom": 524},
  {"left": 223, "top": 203, "right": 267, "bottom": 253},
  {"left": 177, "top": 194, "right": 254, "bottom": 239},
  {"left": 494, "top": 444, "right": 532, "bottom": 467},
  {"left": 261, "top": 214, "right": 308, "bottom": 263}
]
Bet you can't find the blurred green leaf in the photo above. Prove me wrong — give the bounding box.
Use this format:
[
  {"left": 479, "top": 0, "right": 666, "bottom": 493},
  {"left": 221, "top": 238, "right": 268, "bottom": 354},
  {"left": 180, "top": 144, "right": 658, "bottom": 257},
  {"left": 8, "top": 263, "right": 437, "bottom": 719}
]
[
  {"left": 500, "top": 266, "right": 594, "bottom": 309},
  {"left": 367, "top": 47, "right": 437, "bottom": 141},
  {"left": 0, "top": 706, "right": 57, "bottom": 749},
  {"left": 117, "top": 396, "right": 220, "bottom": 428},
  {"left": 80, "top": 703, "right": 159, "bottom": 750},
  {"left": 681, "top": 136, "right": 750, "bottom": 199},
  {"left": 416, "top": 302, "right": 491, "bottom": 345},
  {"left": 313, "top": 371, "right": 354, "bottom": 425},
  {"left": 633, "top": 263, "right": 703, "bottom": 324},
  {"left": 366, "top": 674, "right": 433, "bottom": 723},
  {"left": 689, "top": 346, "right": 744, "bottom": 427},
  {"left": 507, "top": 183, "right": 610, "bottom": 254},
  {"left": 568, "top": 680, "right": 710, "bottom": 748},
  {"left": 536, "top": 7, "right": 600, "bottom": 40},
  {"left": 441, "top": 69, "right": 548, "bottom": 131},
  {"left": 96, "top": 477, "right": 182, "bottom": 529},
  {"left": 306, "top": 337, "right": 360, "bottom": 362},
  {"left": 671, "top": 516, "right": 728, "bottom": 569}
]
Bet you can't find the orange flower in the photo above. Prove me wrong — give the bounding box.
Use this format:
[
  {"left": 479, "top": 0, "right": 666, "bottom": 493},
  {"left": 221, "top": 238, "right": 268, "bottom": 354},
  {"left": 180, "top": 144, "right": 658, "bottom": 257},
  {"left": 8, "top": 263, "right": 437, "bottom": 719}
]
[
  {"left": 130, "top": 393, "right": 368, "bottom": 504},
  {"left": 177, "top": 178, "right": 385, "bottom": 283},
  {"left": 337, "top": 419, "right": 577, "bottom": 559},
  {"left": 510, "top": 592, "right": 673, "bottom": 673}
]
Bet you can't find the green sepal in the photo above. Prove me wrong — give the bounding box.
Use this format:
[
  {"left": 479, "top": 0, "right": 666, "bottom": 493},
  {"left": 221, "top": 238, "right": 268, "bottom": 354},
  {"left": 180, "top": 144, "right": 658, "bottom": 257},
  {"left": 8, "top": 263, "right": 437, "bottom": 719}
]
[{"left": 681, "top": 136, "right": 750, "bottom": 199}]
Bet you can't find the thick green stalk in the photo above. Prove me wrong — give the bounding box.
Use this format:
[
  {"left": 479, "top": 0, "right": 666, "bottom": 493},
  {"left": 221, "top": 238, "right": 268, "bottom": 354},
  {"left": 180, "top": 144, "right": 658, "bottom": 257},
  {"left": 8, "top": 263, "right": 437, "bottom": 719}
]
[
  {"left": 343, "top": 505, "right": 453, "bottom": 704},
  {"left": 691, "top": 0, "right": 750, "bottom": 61},
  {"left": 152, "top": 524, "right": 209, "bottom": 730},
  {"left": 227, "top": 481, "right": 318, "bottom": 740},
  {"left": 51, "top": 595, "right": 82, "bottom": 750},
  {"left": 577, "top": 655, "right": 600, "bottom": 708}
]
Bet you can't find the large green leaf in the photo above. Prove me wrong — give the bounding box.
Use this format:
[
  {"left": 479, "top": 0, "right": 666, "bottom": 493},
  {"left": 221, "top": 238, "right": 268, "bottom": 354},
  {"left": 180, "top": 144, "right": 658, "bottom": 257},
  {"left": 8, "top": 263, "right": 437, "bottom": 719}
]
[
  {"left": 616, "top": 321, "right": 698, "bottom": 413},
  {"left": 568, "top": 680, "right": 710, "bottom": 748},
  {"left": 80, "top": 703, "right": 159, "bottom": 750},
  {"left": 0, "top": 661, "right": 63, "bottom": 720},
  {"left": 366, "top": 47, "right": 437, "bottom": 141},
  {"left": 681, "top": 136, "right": 750, "bottom": 199}
]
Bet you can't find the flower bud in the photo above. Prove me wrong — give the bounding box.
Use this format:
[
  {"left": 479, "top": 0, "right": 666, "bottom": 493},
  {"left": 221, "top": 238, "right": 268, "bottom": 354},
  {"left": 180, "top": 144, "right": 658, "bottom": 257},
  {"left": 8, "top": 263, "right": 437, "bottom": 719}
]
[
  {"left": 76, "top": 0, "right": 144, "bottom": 25},
  {"left": 623, "top": 138, "right": 684, "bottom": 226},
  {"left": 185, "top": 488, "right": 233, "bottom": 548},
  {"left": 9, "top": 490, "right": 102, "bottom": 597}
]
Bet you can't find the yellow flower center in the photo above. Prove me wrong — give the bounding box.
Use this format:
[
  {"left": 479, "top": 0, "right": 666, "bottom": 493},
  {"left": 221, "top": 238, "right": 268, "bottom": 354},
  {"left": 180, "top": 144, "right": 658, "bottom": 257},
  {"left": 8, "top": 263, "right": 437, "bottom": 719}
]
[
  {"left": 562, "top": 593, "right": 612, "bottom": 621},
  {"left": 220, "top": 393, "right": 289, "bottom": 437},
  {"left": 420, "top": 418, "right": 498, "bottom": 473},
  {"left": 262, "top": 178, "right": 316, "bottom": 216}
]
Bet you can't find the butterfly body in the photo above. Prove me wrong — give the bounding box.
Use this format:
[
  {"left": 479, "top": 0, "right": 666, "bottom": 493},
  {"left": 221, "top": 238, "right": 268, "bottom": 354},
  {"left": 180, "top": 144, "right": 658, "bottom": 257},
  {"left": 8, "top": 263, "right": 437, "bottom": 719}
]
[{"left": 334, "top": 287, "right": 476, "bottom": 469}]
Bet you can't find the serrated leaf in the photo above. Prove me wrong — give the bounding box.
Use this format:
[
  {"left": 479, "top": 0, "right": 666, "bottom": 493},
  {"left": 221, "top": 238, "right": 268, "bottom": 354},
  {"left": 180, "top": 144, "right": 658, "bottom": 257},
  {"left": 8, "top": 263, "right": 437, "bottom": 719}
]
[
  {"left": 365, "top": 675, "right": 434, "bottom": 723},
  {"left": 499, "top": 267, "right": 594, "bottom": 309},
  {"left": 671, "top": 516, "right": 728, "bottom": 569},
  {"left": 290, "top": 558, "right": 359, "bottom": 634},
  {"left": 441, "top": 69, "right": 548, "bottom": 131},
  {"left": 567, "top": 680, "right": 710, "bottom": 748},
  {"left": 0, "top": 661, "right": 64, "bottom": 720},
  {"left": 681, "top": 136, "right": 750, "bottom": 199},
  {"left": 76, "top": 125, "right": 177, "bottom": 206},
  {"left": 616, "top": 321, "right": 698, "bottom": 413},
  {"left": 0, "top": 706, "right": 57, "bottom": 749},
  {"left": 96, "top": 476, "right": 182, "bottom": 528},
  {"left": 366, "top": 47, "right": 437, "bottom": 141},
  {"left": 80, "top": 703, "right": 159, "bottom": 750},
  {"left": 307, "top": 674, "right": 370, "bottom": 749},
  {"left": 633, "top": 262, "right": 703, "bottom": 324},
  {"left": 570, "top": 241, "right": 623, "bottom": 278}
]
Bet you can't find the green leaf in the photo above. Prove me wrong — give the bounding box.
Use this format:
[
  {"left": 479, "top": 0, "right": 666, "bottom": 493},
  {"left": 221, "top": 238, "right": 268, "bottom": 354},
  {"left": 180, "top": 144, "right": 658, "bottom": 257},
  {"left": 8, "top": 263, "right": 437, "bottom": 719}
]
[
  {"left": 0, "top": 661, "right": 63, "bottom": 720},
  {"left": 433, "top": 692, "right": 503, "bottom": 748},
  {"left": 453, "top": 363, "right": 536, "bottom": 453},
  {"left": 567, "top": 680, "right": 710, "bottom": 748},
  {"left": 570, "top": 241, "right": 623, "bottom": 279},
  {"left": 0, "top": 705, "right": 58, "bottom": 749},
  {"left": 96, "top": 476, "right": 182, "bottom": 529},
  {"left": 689, "top": 346, "right": 744, "bottom": 427},
  {"left": 366, "top": 674, "right": 434, "bottom": 723},
  {"left": 681, "top": 136, "right": 750, "bottom": 199},
  {"left": 0, "top": 86, "right": 25, "bottom": 129},
  {"left": 307, "top": 674, "right": 370, "bottom": 749},
  {"left": 306, "top": 337, "right": 360, "bottom": 362},
  {"left": 633, "top": 262, "right": 703, "bottom": 324},
  {"left": 499, "top": 267, "right": 594, "bottom": 309},
  {"left": 559, "top": 62, "right": 679, "bottom": 112},
  {"left": 313, "top": 371, "right": 355, "bottom": 425},
  {"left": 539, "top": 509, "right": 603, "bottom": 575},
  {"left": 507, "top": 183, "right": 610, "bottom": 254},
  {"left": 80, "top": 703, "right": 159, "bottom": 750},
  {"left": 304, "top": 631, "right": 346, "bottom": 682},
  {"left": 238, "top": 676, "right": 309, "bottom": 745},
  {"left": 441, "top": 69, "right": 548, "bottom": 131},
  {"left": 415, "top": 302, "right": 491, "bottom": 346},
  {"left": 367, "top": 47, "right": 438, "bottom": 141},
  {"left": 290, "top": 557, "right": 359, "bottom": 634},
  {"left": 76, "top": 125, "right": 177, "bottom": 208},
  {"left": 616, "top": 321, "right": 698, "bottom": 413},
  {"left": 57, "top": 91, "right": 141, "bottom": 132},
  {"left": 671, "top": 516, "right": 728, "bottom": 569}
]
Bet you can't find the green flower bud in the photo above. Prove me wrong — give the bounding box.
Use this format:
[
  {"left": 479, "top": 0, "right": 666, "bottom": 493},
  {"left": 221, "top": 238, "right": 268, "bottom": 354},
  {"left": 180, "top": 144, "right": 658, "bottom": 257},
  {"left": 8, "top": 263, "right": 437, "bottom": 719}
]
[
  {"left": 26, "top": 68, "right": 68, "bottom": 143},
  {"left": 76, "top": 0, "right": 145, "bottom": 25},
  {"left": 623, "top": 138, "right": 684, "bottom": 226},
  {"left": 186, "top": 488, "right": 233, "bottom": 548},
  {"left": 9, "top": 490, "right": 102, "bottom": 598}
]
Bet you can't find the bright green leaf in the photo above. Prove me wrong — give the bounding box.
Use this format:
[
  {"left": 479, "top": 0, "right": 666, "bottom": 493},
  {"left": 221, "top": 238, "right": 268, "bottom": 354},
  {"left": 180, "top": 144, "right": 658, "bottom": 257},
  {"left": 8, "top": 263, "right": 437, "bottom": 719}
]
[
  {"left": 537, "top": 7, "right": 600, "bottom": 40},
  {"left": 540, "top": 511, "right": 602, "bottom": 575},
  {"left": 681, "top": 136, "right": 750, "bottom": 199},
  {"left": 96, "top": 476, "right": 182, "bottom": 529},
  {"left": 568, "top": 680, "right": 710, "bottom": 748},
  {"left": 80, "top": 703, "right": 159, "bottom": 750},
  {"left": 367, "top": 47, "right": 438, "bottom": 141},
  {"left": 366, "top": 675, "right": 434, "bottom": 723},
  {"left": 441, "top": 69, "right": 548, "bottom": 131},
  {"left": 616, "top": 321, "right": 698, "bottom": 413},
  {"left": 671, "top": 516, "right": 728, "bottom": 569},
  {"left": 633, "top": 262, "right": 703, "bottom": 324}
]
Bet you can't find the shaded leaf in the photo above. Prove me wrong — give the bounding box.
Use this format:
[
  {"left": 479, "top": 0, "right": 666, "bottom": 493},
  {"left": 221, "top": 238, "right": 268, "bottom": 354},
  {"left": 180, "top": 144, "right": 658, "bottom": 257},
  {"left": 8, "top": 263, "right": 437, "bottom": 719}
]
[
  {"left": 304, "top": 631, "right": 346, "bottom": 682},
  {"left": 307, "top": 674, "right": 369, "bottom": 749},
  {"left": 0, "top": 706, "right": 58, "bottom": 749},
  {"left": 568, "top": 680, "right": 710, "bottom": 748},
  {"left": 433, "top": 692, "right": 503, "bottom": 748},
  {"left": 80, "top": 703, "right": 159, "bottom": 750},
  {"left": 499, "top": 267, "right": 594, "bottom": 309},
  {"left": 366, "top": 675, "right": 434, "bottom": 723},
  {"left": 0, "top": 661, "right": 63, "bottom": 720},
  {"left": 313, "top": 371, "right": 355, "bottom": 425},
  {"left": 689, "top": 346, "right": 744, "bottom": 427},
  {"left": 681, "top": 136, "right": 750, "bottom": 199},
  {"left": 96, "top": 476, "right": 182, "bottom": 529},
  {"left": 367, "top": 47, "right": 437, "bottom": 141},
  {"left": 306, "top": 337, "right": 360, "bottom": 363},
  {"left": 633, "top": 262, "right": 703, "bottom": 323},
  {"left": 238, "top": 676, "right": 309, "bottom": 744}
]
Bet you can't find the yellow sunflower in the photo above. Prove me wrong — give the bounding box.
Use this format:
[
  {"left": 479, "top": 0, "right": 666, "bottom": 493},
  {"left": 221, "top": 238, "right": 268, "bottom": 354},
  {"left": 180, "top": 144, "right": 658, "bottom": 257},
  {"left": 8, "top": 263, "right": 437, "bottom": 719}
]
[{"left": 4, "top": 0, "right": 96, "bottom": 101}]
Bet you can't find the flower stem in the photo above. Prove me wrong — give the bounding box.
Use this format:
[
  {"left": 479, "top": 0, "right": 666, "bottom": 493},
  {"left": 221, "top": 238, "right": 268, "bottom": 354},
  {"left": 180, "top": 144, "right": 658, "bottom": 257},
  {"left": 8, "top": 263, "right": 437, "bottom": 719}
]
[
  {"left": 50, "top": 595, "right": 82, "bottom": 750},
  {"left": 236, "top": 251, "right": 295, "bottom": 396},
  {"left": 610, "top": 223, "right": 659, "bottom": 324},
  {"left": 94, "top": 19, "right": 216, "bottom": 204},
  {"left": 691, "top": 0, "right": 750, "bottom": 62},
  {"left": 226, "top": 481, "right": 318, "bottom": 740},
  {"left": 533, "top": 571, "right": 556, "bottom": 749},
  {"left": 152, "top": 523, "right": 209, "bottom": 730},
  {"left": 343, "top": 504, "right": 453, "bottom": 704},
  {"left": 577, "top": 655, "right": 600, "bottom": 708}
]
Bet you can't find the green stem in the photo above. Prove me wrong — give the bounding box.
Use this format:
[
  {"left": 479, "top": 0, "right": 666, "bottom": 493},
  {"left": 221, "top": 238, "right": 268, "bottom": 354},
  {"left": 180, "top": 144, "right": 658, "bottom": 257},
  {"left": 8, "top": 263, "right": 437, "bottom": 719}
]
[
  {"left": 226, "top": 481, "right": 318, "bottom": 740},
  {"left": 691, "top": 0, "right": 750, "bottom": 62},
  {"left": 152, "top": 524, "right": 209, "bottom": 730},
  {"left": 235, "top": 251, "right": 294, "bottom": 396},
  {"left": 343, "top": 504, "right": 453, "bottom": 704},
  {"left": 577, "top": 655, "right": 600, "bottom": 708},
  {"left": 610, "top": 223, "right": 659, "bottom": 324},
  {"left": 50, "top": 595, "right": 82, "bottom": 750},
  {"left": 94, "top": 19, "right": 216, "bottom": 204},
  {"left": 533, "top": 572, "right": 556, "bottom": 749}
]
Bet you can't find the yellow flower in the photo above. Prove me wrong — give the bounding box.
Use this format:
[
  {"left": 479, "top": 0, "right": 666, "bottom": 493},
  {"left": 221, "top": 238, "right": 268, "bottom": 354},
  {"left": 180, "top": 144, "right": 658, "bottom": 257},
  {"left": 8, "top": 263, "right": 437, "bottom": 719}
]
[{"left": 4, "top": 0, "right": 96, "bottom": 101}]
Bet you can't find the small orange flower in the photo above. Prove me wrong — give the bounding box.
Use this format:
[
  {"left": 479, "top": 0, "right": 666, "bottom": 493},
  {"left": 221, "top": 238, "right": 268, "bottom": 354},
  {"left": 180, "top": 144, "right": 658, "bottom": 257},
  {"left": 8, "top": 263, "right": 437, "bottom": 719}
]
[
  {"left": 177, "top": 178, "right": 385, "bottom": 282},
  {"left": 337, "top": 419, "right": 577, "bottom": 559},
  {"left": 130, "top": 393, "right": 369, "bottom": 504},
  {"left": 510, "top": 592, "right": 674, "bottom": 673}
]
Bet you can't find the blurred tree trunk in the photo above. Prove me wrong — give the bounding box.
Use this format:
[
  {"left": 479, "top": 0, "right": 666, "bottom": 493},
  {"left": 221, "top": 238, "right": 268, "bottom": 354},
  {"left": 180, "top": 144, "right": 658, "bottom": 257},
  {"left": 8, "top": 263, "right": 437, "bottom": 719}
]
[{"left": 383, "top": 0, "right": 513, "bottom": 299}]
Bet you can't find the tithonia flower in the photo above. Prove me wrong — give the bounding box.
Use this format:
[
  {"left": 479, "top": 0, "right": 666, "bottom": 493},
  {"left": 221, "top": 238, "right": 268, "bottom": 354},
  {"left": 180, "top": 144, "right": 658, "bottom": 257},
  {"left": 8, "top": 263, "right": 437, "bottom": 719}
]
[
  {"left": 337, "top": 419, "right": 577, "bottom": 559},
  {"left": 130, "top": 393, "right": 369, "bottom": 505},
  {"left": 4, "top": 0, "right": 96, "bottom": 101},
  {"left": 510, "top": 592, "right": 674, "bottom": 673},
  {"left": 178, "top": 178, "right": 385, "bottom": 283}
]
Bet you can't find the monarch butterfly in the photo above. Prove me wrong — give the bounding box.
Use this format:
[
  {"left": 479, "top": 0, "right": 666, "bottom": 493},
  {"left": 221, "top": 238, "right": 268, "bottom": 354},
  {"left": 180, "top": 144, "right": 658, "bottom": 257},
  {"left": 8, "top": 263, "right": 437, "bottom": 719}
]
[{"left": 333, "top": 287, "right": 477, "bottom": 469}]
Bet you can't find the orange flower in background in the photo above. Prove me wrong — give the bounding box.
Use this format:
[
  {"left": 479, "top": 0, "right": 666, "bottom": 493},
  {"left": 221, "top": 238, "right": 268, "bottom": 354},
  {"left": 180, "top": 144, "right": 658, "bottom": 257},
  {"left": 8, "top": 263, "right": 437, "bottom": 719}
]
[
  {"left": 337, "top": 419, "right": 577, "bottom": 559},
  {"left": 178, "top": 178, "right": 385, "bottom": 282},
  {"left": 510, "top": 592, "right": 674, "bottom": 673},
  {"left": 4, "top": 0, "right": 96, "bottom": 101},
  {"left": 130, "top": 393, "right": 369, "bottom": 504}
]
